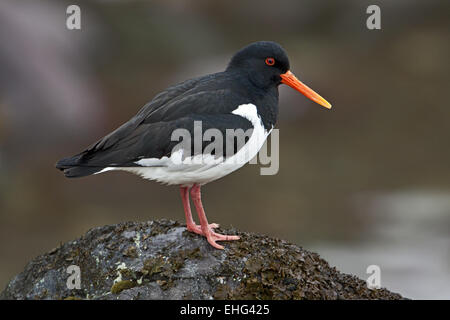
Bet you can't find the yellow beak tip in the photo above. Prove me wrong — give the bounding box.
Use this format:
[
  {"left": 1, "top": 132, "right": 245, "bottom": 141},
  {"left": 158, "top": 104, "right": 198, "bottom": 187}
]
[{"left": 320, "top": 101, "right": 332, "bottom": 109}]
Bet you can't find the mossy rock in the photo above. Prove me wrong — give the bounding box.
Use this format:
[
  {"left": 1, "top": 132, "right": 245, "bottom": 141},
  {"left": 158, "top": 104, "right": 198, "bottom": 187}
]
[{"left": 0, "top": 219, "right": 404, "bottom": 300}]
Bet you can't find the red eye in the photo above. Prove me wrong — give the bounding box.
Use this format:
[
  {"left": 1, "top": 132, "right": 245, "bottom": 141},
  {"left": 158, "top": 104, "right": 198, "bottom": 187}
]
[{"left": 265, "top": 57, "right": 275, "bottom": 66}]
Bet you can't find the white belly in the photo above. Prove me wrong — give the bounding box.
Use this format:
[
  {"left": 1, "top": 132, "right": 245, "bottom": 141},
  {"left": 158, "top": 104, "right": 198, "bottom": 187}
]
[{"left": 97, "top": 104, "right": 271, "bottom": 186}]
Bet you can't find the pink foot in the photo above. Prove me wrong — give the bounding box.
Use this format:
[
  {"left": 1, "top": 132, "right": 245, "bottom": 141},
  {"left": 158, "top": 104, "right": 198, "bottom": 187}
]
[
  {"left": 200, "top": 226, "right": 240, "bottom": 250},
  {"left": 184, "top": 184, "right": 241, "bottom": 249},
  {"left": 186, "top": 222, "right": 220, "bottom": 235}
]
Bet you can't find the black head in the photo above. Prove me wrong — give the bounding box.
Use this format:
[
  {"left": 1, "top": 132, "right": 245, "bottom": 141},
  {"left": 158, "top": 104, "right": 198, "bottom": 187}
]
[
  {"left": 227, "top": 41, "right": 332, "bottom": 109},
  {"left": 227, "top": 41, "right": 290, "bottom": 90}
]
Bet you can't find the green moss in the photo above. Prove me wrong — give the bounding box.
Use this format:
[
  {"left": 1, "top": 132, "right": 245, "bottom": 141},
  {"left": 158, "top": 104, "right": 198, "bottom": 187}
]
[
  {"left": 138, "top": 248, "right": 202, "bottom": 291},
  {"left": 118, "top": 268, "right": 137, "bottom": 280},
  {"left": 211, "top": 232, "right": 313, "bottom": 300},
  {"left": 213, "top": 284, "right": 231, "bottom": 300},
  {"left": 142, "top": 257, "right": 166, "bottom": 276},
  {"left": 141, "top": 248, "right": 201, "bottom": 279},
  {"left": 156, "top": 279, "right": 175, "bottom": 290},
  {"left": 148, "top": 219, "right": 180, "bottom": 237},
  {"left": 123, "top": 246, "right": 137, "bottom": 258},
  {"left": 111, "top": 280, "right": 136, "bottom": 294},
  {"left": 64, "top": 296, "right": 82, "bottom": 300},
  {"left": 169, "top": 247, "right": 201, "bottom": 274}
]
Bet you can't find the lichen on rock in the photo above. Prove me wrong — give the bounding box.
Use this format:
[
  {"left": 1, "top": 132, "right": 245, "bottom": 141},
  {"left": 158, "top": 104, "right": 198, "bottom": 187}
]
[{"left": 0, "top": 219, "right": 404, "bottom": 300}]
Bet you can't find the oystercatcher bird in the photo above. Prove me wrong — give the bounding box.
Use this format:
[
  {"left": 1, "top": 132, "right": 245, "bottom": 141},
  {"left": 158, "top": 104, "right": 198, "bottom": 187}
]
[{"left": 56, "top": 41, "right": 331, "bottom": 249}]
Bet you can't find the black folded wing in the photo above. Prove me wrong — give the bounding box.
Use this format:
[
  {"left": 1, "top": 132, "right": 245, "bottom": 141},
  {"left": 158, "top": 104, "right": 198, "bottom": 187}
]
[{"left": 56, "top": 71, "right": 254, "bottom": 176}]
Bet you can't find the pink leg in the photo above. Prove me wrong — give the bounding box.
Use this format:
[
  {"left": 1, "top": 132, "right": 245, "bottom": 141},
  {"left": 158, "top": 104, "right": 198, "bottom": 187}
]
[
  {"left": 190, "top": 184, "right": 240, "bottom": 249},
  {"left": 180, "top": 186, "right": 219, "bottom": 235}
]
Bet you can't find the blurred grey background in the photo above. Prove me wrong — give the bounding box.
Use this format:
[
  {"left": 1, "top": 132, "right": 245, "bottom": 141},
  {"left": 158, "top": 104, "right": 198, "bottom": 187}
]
[{"left": 0, "top": 0, "right": 449, "bottom": 299}]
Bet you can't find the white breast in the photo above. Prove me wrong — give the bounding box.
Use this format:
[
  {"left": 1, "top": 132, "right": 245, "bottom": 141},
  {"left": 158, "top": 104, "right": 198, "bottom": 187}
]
[{"left": 97, "top": 104, "right": 271, "bottom": 186}]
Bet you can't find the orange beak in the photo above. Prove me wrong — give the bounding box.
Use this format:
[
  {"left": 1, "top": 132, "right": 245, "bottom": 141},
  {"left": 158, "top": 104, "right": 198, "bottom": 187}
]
[{"left": 280, "top": 70, "right": 332, "bottom": 109}]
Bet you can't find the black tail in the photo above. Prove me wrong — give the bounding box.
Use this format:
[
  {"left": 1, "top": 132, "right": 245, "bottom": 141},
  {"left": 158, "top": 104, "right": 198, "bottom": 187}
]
[{"left": 56, "top": 155, "right": 104, "bottom": 178}]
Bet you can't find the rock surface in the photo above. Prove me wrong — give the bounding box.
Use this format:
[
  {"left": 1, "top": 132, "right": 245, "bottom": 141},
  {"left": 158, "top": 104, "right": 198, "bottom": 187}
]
[{"left": 1, "top": 219, "right": 404, "bottom": 300}]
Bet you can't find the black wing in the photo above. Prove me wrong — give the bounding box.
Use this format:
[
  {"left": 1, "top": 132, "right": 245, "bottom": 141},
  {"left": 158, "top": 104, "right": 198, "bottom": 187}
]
[{"left": 56, "top": 72, "right": 254, "bottom": 177}]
